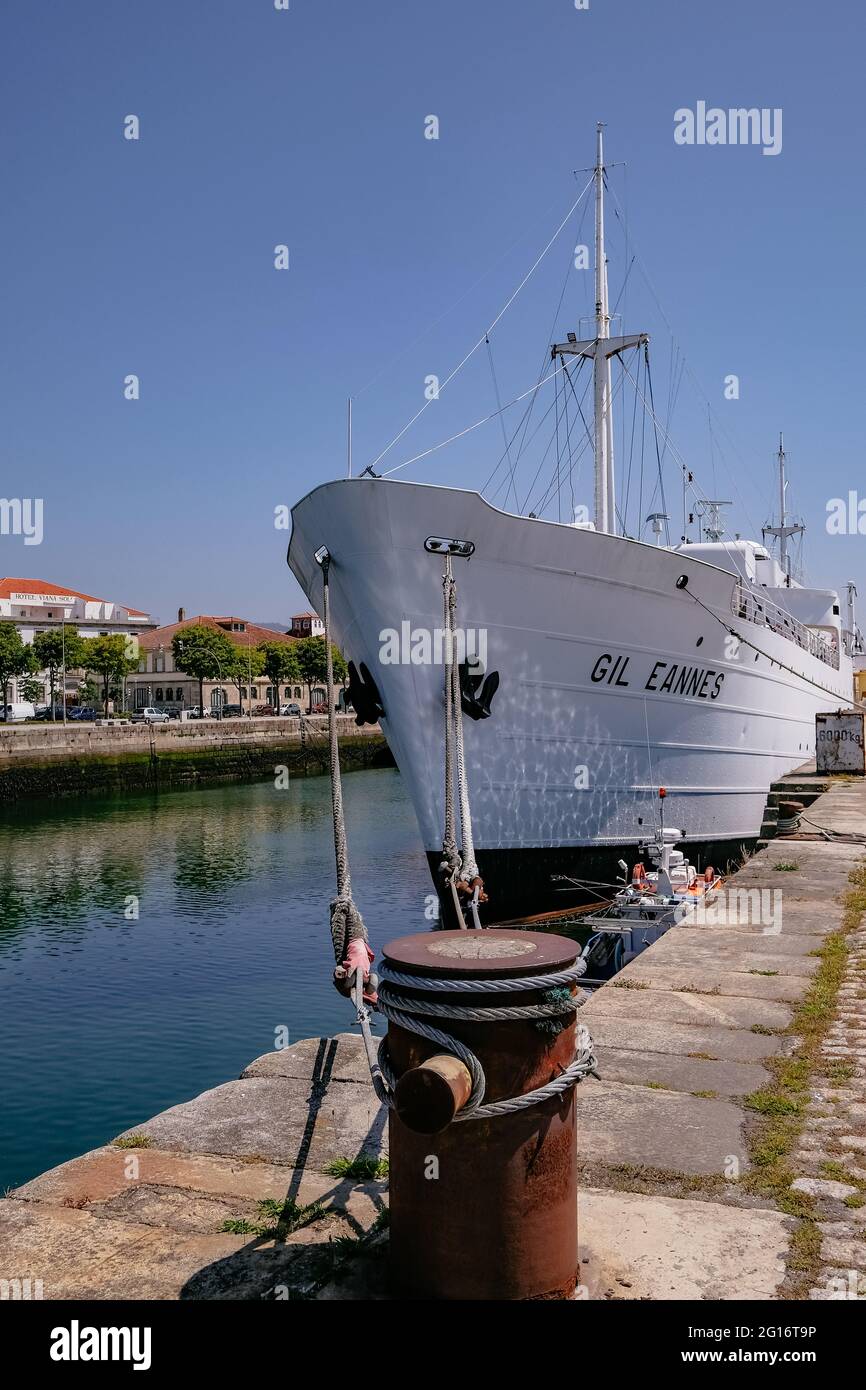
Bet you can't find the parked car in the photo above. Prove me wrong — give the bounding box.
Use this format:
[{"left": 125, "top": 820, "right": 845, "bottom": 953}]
[
  {"left": 220, "top": 704, "right": 242, "bottom": 718},
  {"left": 254, "top": 703, "right": 276, "bottom": 716},
  {"left": 280, "top": 703, "right": 301, "bottom": 716},
  {"left": 131, "top": 707, "right": 171, "bottom": 724},
  {"left": 2, "top": 702, "right": 36, "bottom": 722},
  {"left": 69, "top": 707, "right": 99, "bottom": 721},
  {"left": 33, "top": 705, "right": 66, "bottom": 721}
]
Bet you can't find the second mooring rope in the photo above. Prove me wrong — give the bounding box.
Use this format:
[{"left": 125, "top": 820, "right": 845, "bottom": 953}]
[{"left": 439, "top": 552, "right": 484, "bottom": 927}]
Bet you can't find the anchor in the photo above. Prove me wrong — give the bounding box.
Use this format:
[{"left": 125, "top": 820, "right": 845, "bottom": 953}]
[
  {"left": 345, "top": 660, "right": 385, "bottom": 726},
  {"left": 458, "top": 661, "right": 499, "bottom": 721}
]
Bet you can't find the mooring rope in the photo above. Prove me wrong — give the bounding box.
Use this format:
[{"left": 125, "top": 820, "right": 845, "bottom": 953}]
[
  {"left": 439, "top": 553, "right": 483, "bottom": 926},
  {"left": 441, "top": 555, "right": 461, "bottom": 889},
  {"left": 318, "top": 549, "right": 372, "bottom": 991},
  {"left": 449, "top": 576, "right": 479, "bottom": 884}
]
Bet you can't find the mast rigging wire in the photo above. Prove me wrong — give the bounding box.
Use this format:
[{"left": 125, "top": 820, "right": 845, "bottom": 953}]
[
  {"left": 366, "top": 175, "right": 595, "bottom": 474},
  {"left": 484, "top": 335, "right": 519, "bottom": 512},
  {"left": 644, "top": 349, "right": 671, "bottom": 546},
  {"left": 484, "top": 196, "right": 594, "bottom": 511},
  {"left": 380, "top": 358, "right": 576, "bottom": 478},
  {"left": 350, "top": 187, "right": 594, "bottom": 404},
  {"left": 483, "top": 389, "right": 561, "bottom": 505},
  {"left": 606, "top": 181, "right": 764, "bottom": 545}
]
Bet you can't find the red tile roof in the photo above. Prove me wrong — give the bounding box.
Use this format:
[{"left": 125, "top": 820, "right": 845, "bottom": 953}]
[
  {"left": 137, "top": 616, "right": 297, "bottom": 651},
  {"left": 0, "top": 577, "right": 150, "bottom": 617}
]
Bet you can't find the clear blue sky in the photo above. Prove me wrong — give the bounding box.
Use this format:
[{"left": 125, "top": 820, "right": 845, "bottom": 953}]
[{"left": 2, "top": 0, "right": 864, "bottom": 625}]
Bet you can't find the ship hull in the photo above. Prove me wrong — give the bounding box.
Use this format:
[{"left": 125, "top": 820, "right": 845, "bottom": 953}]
[{"left": 288, "top": 479, "right": 851, "bottom": 919}]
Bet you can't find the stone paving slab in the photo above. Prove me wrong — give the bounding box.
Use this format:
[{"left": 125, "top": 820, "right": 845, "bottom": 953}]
[
  {"left": 0, "top": 1196, "right": 371, "bottom": 1300},
  {"left": 117, "top": 1075, "right": 386, "bottom": 1167},
  {"left": 15, "top": 1146, "right": 293, "bottom": 1206},
  {"left": 88, "top": 1177, "right": 385, "bottom": 1239},
  {"left": 586, "top": 986, "right": 792, "bottom": 1032},
  {"left": 242, "top": 1034, "right": 373, "bottom": 1086},
  {"left": 759, "top": 902, "right": 839, "bottom": 932},
  {"left": 575, "top": 1079, "right": 748, "bottom": 1174},
  {"left": 735, "top": 836, "right": 853, "bottom": 867},
  {"left": 730, "top": 858, "right": 850, "bottom": 885},
  {"left": 608, "top": 962, "right": 810, "bottom": 1003},
  {"left": 94, "top": 1184, "right": 268, "bottom": 1235},
  {"left": 638, "top": 930, "right": 822, "bottom": 972},
  {"left": 580, "top": 1188, "right": 789, "bottom": 1300},
  {"left": 0, "top": 1199, "right": 250, "bottom": 1300},
  {"left": 594, "top": 1047, "right": 768, "bottom": 1098},
  {"left": 13, "top": 1144, "right": 385, "bottom": 1222},
  {"left": 580, "top": 1014, "right": 783, "bottom": 1063}
]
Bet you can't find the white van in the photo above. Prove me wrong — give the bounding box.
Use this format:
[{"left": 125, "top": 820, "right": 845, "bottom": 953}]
[{"left": 2, "top": 702, "right": 36, "bottom": 721}]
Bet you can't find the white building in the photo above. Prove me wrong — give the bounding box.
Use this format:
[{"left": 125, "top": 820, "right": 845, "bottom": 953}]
[
  {"left": 127, "top": 612, "right": 299, "bottom": 715},
  {"left": 290, "top": 611, "right": 324, "bottom": 638},
  {"left": 0, "top": 577, "right": 156, "bottom": 704}
]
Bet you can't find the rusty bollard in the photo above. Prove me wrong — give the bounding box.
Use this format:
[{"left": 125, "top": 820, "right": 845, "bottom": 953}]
[{"left": 383, "top": 929, "right": 582, "bottom": 1300}]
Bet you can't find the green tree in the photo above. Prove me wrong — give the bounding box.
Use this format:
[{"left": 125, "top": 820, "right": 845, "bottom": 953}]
[
  {"left": 81, "top": 635, "right": 139, "bottom": 718},
  {"left": 0, "top": 623, "right": 36, "bottom": 714},
  {"left": 32, "top": 628, "right": 87, "bottom": 720},
  {"left": 256, "top": 641, "right": 301, "bottom": 713},
  {"left": 19, "top": 676, "right": 45, "bottom": 705},
  {"left": 230, "top": 645, "right": 265, "bottom": 716},
  {"left": 78, "top": 677, "right": 100, "bottom": 708},
  {"left": 293, "top": 636, "right": 347, "bottom": 713},
  {"left": 172, "top": 624, "right": 237, "bottom": 715}
]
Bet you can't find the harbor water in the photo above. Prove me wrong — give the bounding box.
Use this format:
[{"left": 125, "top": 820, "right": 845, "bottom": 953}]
[{"left": 0, "top": 768, "right": 431, "bottom": 1192}]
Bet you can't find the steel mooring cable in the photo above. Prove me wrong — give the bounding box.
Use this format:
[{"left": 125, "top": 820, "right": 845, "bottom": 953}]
[{"left": 372, "top": 963, "right": 597, "bottom": 1123}]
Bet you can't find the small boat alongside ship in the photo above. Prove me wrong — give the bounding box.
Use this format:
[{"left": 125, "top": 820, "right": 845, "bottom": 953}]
[
  {"left": 571, "top": 791, "right": 724, "bottom": 985},
  {"left": 288, "top": 125, "right": 862, "bottom": 924}
]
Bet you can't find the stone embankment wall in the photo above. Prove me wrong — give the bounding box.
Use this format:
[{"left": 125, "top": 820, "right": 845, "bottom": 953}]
[{"left": 0, "top": 717, "right": 391, "bottom": 800}]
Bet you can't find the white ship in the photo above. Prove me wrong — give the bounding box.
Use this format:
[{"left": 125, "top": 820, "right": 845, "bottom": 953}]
[{"left": 288, "top": 127, "right": 859, "bottom": 921}]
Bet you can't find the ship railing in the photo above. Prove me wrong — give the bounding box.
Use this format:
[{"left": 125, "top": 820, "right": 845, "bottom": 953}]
[{"left": 733, "top": 584, "right": 840, "bottom": 670}]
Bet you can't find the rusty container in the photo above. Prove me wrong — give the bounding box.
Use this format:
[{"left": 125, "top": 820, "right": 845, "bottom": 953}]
[{"left": 384, "top": 929, "right": 581, "bottom": 1300}]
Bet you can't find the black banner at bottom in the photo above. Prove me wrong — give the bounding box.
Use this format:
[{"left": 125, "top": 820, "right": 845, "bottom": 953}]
[{"left": 2, "top": 1297, "right": 853, "bottom": 1375}]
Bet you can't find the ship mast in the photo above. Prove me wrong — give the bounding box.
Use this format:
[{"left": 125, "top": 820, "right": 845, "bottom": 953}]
[
  {"left": 552, "top": 124, "right": 648, "bottom": 536},
  {"left": 593, "top": 125, "right": 611, "bottom": 532},
  {"left": 763, "top": 433, "right": 804, "bottom": 585}
]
